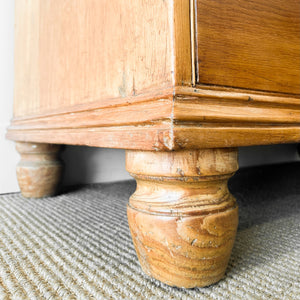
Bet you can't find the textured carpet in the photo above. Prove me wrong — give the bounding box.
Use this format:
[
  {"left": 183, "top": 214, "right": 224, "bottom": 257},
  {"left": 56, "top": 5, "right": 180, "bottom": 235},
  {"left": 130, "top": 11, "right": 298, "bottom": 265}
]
[{"left": 0, "top": 163, "right": 299, "bottom": 299}]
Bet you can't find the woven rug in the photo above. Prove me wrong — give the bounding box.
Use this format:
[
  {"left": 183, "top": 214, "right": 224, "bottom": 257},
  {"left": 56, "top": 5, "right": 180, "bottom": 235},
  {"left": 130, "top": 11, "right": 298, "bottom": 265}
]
[{"left": 0, "top": 163, "right": 299, "bottom": 299}]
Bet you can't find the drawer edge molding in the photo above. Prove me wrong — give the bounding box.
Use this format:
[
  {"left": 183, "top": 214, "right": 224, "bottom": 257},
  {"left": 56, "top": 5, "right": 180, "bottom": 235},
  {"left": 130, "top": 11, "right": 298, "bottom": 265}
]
[{"left": 7, "top": 86, "right": 300, "bottom": 150}]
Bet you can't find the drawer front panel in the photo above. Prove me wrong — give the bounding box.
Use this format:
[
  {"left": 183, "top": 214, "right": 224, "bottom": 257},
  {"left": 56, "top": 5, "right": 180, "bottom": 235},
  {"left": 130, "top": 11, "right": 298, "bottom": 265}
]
[{"left": 195, "top": 0, "right": 300, "bottom": 94}]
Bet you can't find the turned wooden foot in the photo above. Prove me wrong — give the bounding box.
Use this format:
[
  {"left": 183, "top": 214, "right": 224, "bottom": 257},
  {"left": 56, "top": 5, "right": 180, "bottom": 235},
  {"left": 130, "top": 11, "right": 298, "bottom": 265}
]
[
  {"left": 126, "top": 148, "right": 239, "bottom": 288},
  {"left": 16, "top": 142, "right": 63, "bottom": 198}
]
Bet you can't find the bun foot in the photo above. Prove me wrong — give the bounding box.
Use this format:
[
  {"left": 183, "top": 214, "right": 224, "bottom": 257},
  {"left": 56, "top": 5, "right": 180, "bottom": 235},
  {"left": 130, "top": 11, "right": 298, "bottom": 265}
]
[
  {"left": 16, "top": 142, "right": 63, "bottom": 198},
  {"left": 126, "top": 148, "right": 239, "bottom": 288}
]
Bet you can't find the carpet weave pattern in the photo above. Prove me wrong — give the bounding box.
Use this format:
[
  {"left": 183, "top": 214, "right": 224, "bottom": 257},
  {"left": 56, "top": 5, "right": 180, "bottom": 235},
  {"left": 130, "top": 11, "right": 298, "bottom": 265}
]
[{"left": 0, "top": 163, "right": 299, "bottom": 299}]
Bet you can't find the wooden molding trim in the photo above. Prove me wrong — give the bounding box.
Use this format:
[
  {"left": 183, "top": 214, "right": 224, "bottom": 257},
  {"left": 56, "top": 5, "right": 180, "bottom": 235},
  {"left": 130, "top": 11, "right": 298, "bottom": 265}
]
[
  {"left": 7, "top": 123, "right": 300, "bottom": 151},
  {"left": 9, "top": 98, "right": 173, "bottom": 130},
  {"left": 9, "top": 86, "right": 300, "bottom": 127},
  {"left": 172, "top": 125, "right": 300, "bottom": 150},
  {"left": 12, "top": 87, "right": 175, "bottom": 122},
  {"left": 7, "top": 124, "right": 174, "bottom": 151},
  {"left": 176, "top": 85, "right": 300, "bottom": 105},
  {"left": 7, "top": 86, "right": 300, "bottom": 150},
  {"left": 174, "top": 97, "right": 300, "bottom": 124}
]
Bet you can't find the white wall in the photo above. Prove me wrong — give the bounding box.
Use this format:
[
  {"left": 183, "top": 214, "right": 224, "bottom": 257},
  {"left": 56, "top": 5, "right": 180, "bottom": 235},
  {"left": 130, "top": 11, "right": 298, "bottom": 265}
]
[
  {"left": 0, "top": 1, "right": 19, "bottom": 193},
  {"left": 61, "top": 147, "right": 131, "bottom": 186},
  {"left": 0, "top": 1, "right": 299, "bottom": 193}
]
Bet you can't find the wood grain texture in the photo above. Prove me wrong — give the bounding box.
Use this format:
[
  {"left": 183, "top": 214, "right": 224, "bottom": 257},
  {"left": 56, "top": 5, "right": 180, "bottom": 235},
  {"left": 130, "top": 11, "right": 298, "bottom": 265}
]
[
  {"left": 14, "top": 0, "right": 40, "bottom": 116},
  {"left": 172, "top": 125, "right": 300, "bottom": 149},
  {"left": 8, "top": 0, "right": 300, "bottom": 150},
  {"left": 173, "top": 0, "right": 192, "bottom": 85},
  {"left": 9, "top": 98, "right": 173, "bottom": 130},
  {"left": 126, "top": 149, "right": 239, "bottom": 288},
  {"left": 195, "top": 0, "right": 300, "bottom": 94},
  {"left": 174, "top": 97, "right": 300, "bottom": 124},
  {"left": 7, "top": 124, "right": 300, "bottom": 151},
  {"left": 16, "top": 142, "right": 62, "bottom": 198},
  {"left": 13, "top": 0, "right": 192, "bottom": 118},
  {"left": 176, "top": 85, "right": 300, "bottom": 106},
  {"left": 14, "top": 0, "right": 174, "bottom": 117},
  {"left": 7, "top": 86, "right": 300, "bottom": 150},
  {"left": 8, "top": 125, "right": 174, "bottom": 151}
]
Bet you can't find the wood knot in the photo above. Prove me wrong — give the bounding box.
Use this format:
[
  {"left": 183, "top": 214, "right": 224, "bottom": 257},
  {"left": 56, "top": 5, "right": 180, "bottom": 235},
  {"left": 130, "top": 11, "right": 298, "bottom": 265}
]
[{"left": 176, "top": 168, "right": 185, "bottom": 176}]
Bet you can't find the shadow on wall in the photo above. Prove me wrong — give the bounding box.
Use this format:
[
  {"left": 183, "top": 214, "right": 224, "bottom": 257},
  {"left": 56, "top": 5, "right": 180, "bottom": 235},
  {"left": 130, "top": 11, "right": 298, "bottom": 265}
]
[
  {"left": 61, "top": 144, "right": 300, "bottom": 187},
  {"left": 61, "top": 146, "right": 131, "bottom": 186},
  {"left": 238, "top": 144, "right": 300, "bottom": 167}
]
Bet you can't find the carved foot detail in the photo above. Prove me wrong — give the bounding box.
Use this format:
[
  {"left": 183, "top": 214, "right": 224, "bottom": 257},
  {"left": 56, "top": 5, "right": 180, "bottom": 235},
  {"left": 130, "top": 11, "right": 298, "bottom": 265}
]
[
  {"left": 16, "top": 142, "right": 63, "bottom": 198},
  {"left": 126, "top": 148, "right": 239, "bottom": 288}
]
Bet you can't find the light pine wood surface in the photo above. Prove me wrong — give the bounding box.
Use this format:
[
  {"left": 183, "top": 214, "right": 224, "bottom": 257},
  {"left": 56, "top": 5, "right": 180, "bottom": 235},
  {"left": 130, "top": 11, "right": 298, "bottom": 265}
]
[
  {"left": 8, "top": 0, "right": 300, "bottom": 150},
  {"left": 13, "top": 0, "right": 193, "bottom": 118},
  {"left": 7, "top": 86, "right": 300, "bottom": 150},
  {"left": 126, "top": 148, "right": 239, "bottom": 288},
  {"left": 195, "top": 0, "right": 300, "bottom": 94},
  {"left": 16, "top": 142, "right": 62, "bottom": 198},
  {"left": 7, "top": 0, "right": 300, "bottom": 289},
  {"left": 14, "top": 0, "right": 176, "bottom": 117}
]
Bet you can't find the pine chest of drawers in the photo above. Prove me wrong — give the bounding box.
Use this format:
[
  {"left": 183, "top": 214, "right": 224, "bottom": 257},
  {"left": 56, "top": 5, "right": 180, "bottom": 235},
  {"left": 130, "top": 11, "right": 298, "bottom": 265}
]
[{"left": 7, "top": 0, "right": 300, "bottom": 288}]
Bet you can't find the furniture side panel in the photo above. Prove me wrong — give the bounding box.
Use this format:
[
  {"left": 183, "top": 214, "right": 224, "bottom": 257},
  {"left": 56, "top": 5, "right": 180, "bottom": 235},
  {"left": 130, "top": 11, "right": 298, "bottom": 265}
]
[
  {"left": 14, "top": 0, "right": 173, "bottom": 117},
  {"left": 14, "top": 0, "right": 40, "bottom": 117}
]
